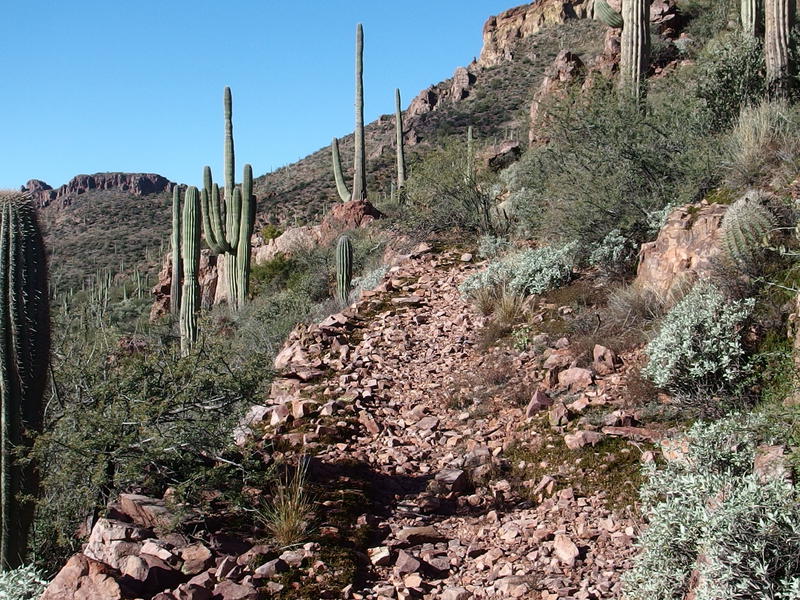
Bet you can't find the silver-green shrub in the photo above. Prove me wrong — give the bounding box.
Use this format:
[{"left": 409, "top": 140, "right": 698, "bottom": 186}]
[
  {"left": 642, "top": 282, "right": 754, "bottom": 391},
  {"left": 588, "top": 229, "right": 637, "bottom": 274},
  {"left": 0, "top": 564, "right": 48, "bottom": 600},
  {"left": 459, "top": 242, "right": 577, "bottom": 298},
  {"left": 477, "top": 234, "right": 511, "bottom": 259},
  {"left": 624, "top": 415, "right": 800, "bottom": 600}
]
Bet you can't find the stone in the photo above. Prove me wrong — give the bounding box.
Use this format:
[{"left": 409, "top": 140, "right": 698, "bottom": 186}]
[
  {"left": 529, "top": 50, "right": 586, "bottom": 145},
  {"left": 754, "top": 444, "right": 790, "bottom": 483},
  {"left": 553, "top": 534, "right": 580, "bottom": 567},
  {"left": 441, "top": 587, "right": 471, "bottom": 600},
  {"left": 118, "top": 493, "right": 172, "bottom": 530},
  {"left": 41, "top": 554, "right": 127, "bottom": 600},
  {"left": 394, "top": 550, "right": 421, "bottom": 575},
  {"left": 179, "top": 543, "right": 214, "bottom": 575},
  {"left": 564, "top": 430, "right": 605, "bottom": 450},
  {"left": 636, "top": 202, "right": 727, "bottom": 299},
  {"left": 558, "top": 367, "right": 594, "bottom": 391},
  {"left": 83, "top": 518, "right": 151, "bottom": 571},
  {"left": 526, "top": 389, "right": 553, "bottom": 417},
  {"left": 592, "top": 344, "right": 622, "bottom": 375},
  {"left": 254, "top": 558, "right": 289, "bottom": 578},
  {"left": 549, "top": 402, "right": 569, "bottom": 429},
  {"left": 435, "top": 469, "right": 469, "bottom": 494},
  {"left": 211, "top": 580, "right": 258, "bottom": 600},
  {"left": 173, "top": 584, "right": 213, "bottom": 600},
  {"left": 397, "top": 526, "right": 447, "bottom": 545},
  {"left": 368, "top": 546, "right": 393, "bottom": 566}
]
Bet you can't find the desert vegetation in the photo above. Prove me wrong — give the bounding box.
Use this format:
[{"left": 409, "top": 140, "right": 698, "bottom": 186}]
[{"left": 7, "top": 0, "right": 800, "bottom": 599}]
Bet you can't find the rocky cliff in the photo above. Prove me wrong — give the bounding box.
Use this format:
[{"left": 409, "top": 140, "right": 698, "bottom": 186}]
[{"left": 24, "top": 172, "right": 174, "bottom": 209}]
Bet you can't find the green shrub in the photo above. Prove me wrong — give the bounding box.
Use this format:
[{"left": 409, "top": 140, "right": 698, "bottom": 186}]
[
  {"left": 692, "top": 32, "right": 766, "bottom": 130},
  {"left": 587, "top": 229, "right": 638, "bottom": 276},
  {"left": 514, "top": 82, "right": 719, "bottom": 246},
  {"left": 623, "top": 415, "right": 800, "bottom": 600},
  {"left": 260, "top": 223, "right": 283, "bottom": 241},
  {"left": 477, "top": 234, "right": 511, "bottom": 259},
  {"left": 0, "top": 564, "right": 48, "bottom": 600},
  {"left": 642, "top": 282, "right": 754, "bottom": 392},
  {"left": 459, "top": 242, "right": 577, "bottom": 298}
]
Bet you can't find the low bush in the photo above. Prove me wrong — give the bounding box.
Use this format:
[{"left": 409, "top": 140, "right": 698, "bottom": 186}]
[
  {"left": 623, "top": 414, "right": 800, "bottom": 600},
  {"left": 0, "top": 564, "right": 48, "bottom": 600},
  {"left": 642, "top": 281, "right": 754, "bottom": 393},
  {"left": 459, "top": 242, "right": 578, "bottom": 299}
]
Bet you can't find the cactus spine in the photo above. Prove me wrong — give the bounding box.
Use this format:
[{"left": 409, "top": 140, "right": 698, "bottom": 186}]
[
  {"left": 170, "top": 186, "right": 182, "bottom": 316},
  {"left": 620, "top": 0, "right": 650, "bottom": 105},
  {"left": 741, "top": 0, "right": 764, "bottom": 36},
  {"left": 180, "top": 187, "right": 200, "bottom": 356},
  {"left": 395, "top": 88, "right": 406, "bottom": 192},
  {"left": 331, "top": 137, "right": 350, "bottom": 202},
  {"left": 336, "top": 235, "right": 353, "bottom": 305},
  {"left": 0, "top": 192, "right": 50, "bottom": 570},
  {"left": 765, "top": 0, "right": 795, "bottom": 97},
  {"left": 200, "top": 87, "right": 256, "bottom": 310},
  {"left": 595, "top": 0, "right": 624, "bottom": 28}
]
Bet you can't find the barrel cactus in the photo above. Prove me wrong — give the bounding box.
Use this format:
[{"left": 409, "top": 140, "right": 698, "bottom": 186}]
[
  {"left": 721, "top": 192, "right": 778, "bottom": 266},
  {"left": 336, "top": 235, "right": 353, "bottom": 305},
  {"left": 0, "top": 192, "right": 50, "bottom": 570}
]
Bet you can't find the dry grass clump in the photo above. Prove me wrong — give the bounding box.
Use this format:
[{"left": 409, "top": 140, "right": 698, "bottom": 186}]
[{"left": 258, "top": 460, "right": 313, "bottom": 548}]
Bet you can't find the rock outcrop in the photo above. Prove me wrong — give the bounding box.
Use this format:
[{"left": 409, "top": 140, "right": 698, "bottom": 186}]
[
  {"left": 529, "top": 50, "right": 587, "bottom": 145},
  {"left": 150, "top": 199, "right": 382, "bottom": 318},
  {"left": 408, "top": 66, "right": 478, "bottom": 118},
  {"left": 478, "top": 0, "right": 595, "bottom": 68},
  {"left": 24, "top": 173, "right": 173, "bottom": 208},
  {"left": 636, "top": 202, "right": 728, "bottom": 299}
]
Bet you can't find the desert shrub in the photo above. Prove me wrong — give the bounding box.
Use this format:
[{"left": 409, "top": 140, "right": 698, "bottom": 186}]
[
  {"left": 477, "top": 234, "right": 511, "bottom": 259},
  {"left": 0, "top": 564, "right": 48, "bottom": 600},
  {"left": 351, "top": 266, "right": 388, "bottom": 298},
  {"left": 723, "top": 100, "right": 800, "bottom": 192},
  {"left": 404, "top": 141, "right": 502, "bottom": 234},
  {"left": 260, "top": 223, "right": 283, "bottom": 241},
  {"left": 642, "top": 281, "right": 754, "bottom": 392},
  {"left": 587, "top": 229, "right": 638, "bottom": 276},
  {"left": 692, "top": 32, "right": 766, "bottom": 130},
  {"left": 623, "top": 414, "right": 800, "bottom": 600},
  {"left": 515, "top": 82, "right": 719, "bottom": 247},
  {"left": 459, "top": 242, "right": 578, "bottom": 299}
]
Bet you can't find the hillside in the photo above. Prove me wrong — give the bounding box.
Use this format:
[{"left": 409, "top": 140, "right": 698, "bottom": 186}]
[{"left": 33, "top": 4, "right": 608, "bottom": 289}]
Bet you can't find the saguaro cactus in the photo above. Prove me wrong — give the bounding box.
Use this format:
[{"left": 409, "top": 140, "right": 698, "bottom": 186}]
[
  {"left": 620, "top": 0, "right": 650, "bottom": 104},
  {"left": 180, "top": 186, "right": 200, "bottom": 356},
  {"left": 595, "top": 0, "right": 624, "bottom": 28},
  {"left": 395, "top": 88, "right": 406, "bottom": 193},
  {"left": 170, "top": 186, "right": 182, "bottom": 317},
  {"left": 0, "top": 192, "right": 50, "bottom": 570},
  {"left": 741, "top": 0, "right": 764, "bottom": 36},
  {"left": 336, "top": 235, "right": 353, "bottom": 305},
  {"left": 331, "top": 24, "right": 368, "bottom": 202},
  {"left": 200, "top": 87, "right": 256, "bottom": 310},
  {"left": 765, "top": 0, "right": 795, "bottom": 97}
]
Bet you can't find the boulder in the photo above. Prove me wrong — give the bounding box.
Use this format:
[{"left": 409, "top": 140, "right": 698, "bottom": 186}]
[
  {"left": 41, "top": 554, "right": 131, "bottom": 600},
  {"left": 83, "top": 518, "right": 152, "bottom": 571},
  {"left": 636, "top": 202, "right": 727, "bottom": 300}
]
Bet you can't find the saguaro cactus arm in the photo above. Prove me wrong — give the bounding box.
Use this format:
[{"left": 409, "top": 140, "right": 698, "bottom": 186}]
[
  {"left": 331, "top": 137, "right": 351, "bottom": 202},
  {"left": 620, "top": 0, "right": 650, "bottom": 104},
  {"left": 170, "top": 185, "right": 182, "bottom": 316},
  {"left": 336, "top": 235, "right": 353, "bottom": 305},
  {"left": 765, "top": 0, "right": 795, "bottom": 97},
  {"left": 741, "top": 0, "right": 764, "bottom": 36}
]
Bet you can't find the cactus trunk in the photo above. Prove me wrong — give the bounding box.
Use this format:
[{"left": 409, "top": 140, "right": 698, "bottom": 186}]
[
  {"left": 235, "top": 165, "right": 255, "bottom": 305},
  {"left": 336, "top": 235, "right": 353, "bottom": 305},
  {"left": 352, "top": 24, "right": 367, "bottom": 201},
  {"left": 395, "top": 88, "right": 406, "bottom": 191},
  {"left": 180, "top": 187, "right": 200, "bottom": 356},
  {"left": 0, "top": 192, "right": 50, "bottom": 570},
  {"left": 620, "top": 0, "right": 650, "bottom": 105},
  {"left": 765, "top": 0, "right": 795, "bottom": 97},
  {"left": 170, "top": 186, "right": 182, "bottom": 317},
  {"left": 331, "top": 138, "right": 351, "bottom": 202},
  {"left": 741, "top": 0, "right": 764, "bottom": 36}
]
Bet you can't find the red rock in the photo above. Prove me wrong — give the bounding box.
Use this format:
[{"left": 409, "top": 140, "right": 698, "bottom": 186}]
[
  {"left": 395, "top": 550, "right": 421, "bottom": 575},
  {"left": 179, "top": 543, "right": 214, "bottom": 575},
  {"left": 602, "top": 426, "right": 664, "bottom": 443},
  {"left": 41, "top": 554, "right": 129, "bottom": 600},
  {"left": 592, "top": 344, "right": 622, "bottom": 375},
  {"left": 754, "top": 444, "right": 790, "bottom": 483},
  {"left": 119, "top": 493, "right": 172, "bottom": 530},
  {"left": 211, "top": 580, "right": 258, "bottom": 600},
  {"left": 553, "top": 534, "right": 580, "bottom": 567},
  {"left": 526, "top": 389, "right": 553, "bottom": 418},
  {"left": 564, "top": 430, "right": 605, "bottom": 450},
  {"left": 558, "top": 367, "right": 594, "bottom": 391}
]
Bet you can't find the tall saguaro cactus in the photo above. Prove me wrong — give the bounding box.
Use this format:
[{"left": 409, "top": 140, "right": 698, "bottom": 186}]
[
  {"left": 200, "top": 87, "right": 256, "bottom": 310},
  {"left": 395, "top": 88, "right": 406, "bottom": 193},
  {"left": 619, "top": 0, "right": 650, "bottom": 105},
  {"left": 180, "top": 187, "right": 200, "bottom": 356},
  {"left": 170, "top": 186, "right": 182, "bottom": 317},
  {"left": 336, "top": 235, "right": 353, "bottom": 305},
  {"left": 765, "top": 0, "right": 795, "bottom": 97},
  {"left": 331, "top": 24, "right": 368, "bottom": 202},
  {"left": 741, "top": 0, "right": 764, "bottom": 36},
  {"left": 0, "top": 192, "right": 50, "bottom": 570}
]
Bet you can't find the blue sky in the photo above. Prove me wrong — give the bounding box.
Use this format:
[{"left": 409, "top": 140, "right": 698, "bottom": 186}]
[{"left": 0, "top": 0, "right": 515, "bottom": 189}]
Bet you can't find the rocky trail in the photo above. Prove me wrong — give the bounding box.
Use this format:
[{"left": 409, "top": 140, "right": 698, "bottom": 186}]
[{"left": 43, "top": 245, "right": 655, "bottom": 600}]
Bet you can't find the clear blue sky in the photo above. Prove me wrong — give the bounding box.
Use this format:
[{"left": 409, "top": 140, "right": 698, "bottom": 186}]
[{"left": 0, "top": 0, "right": 516, "bottom": 190}]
